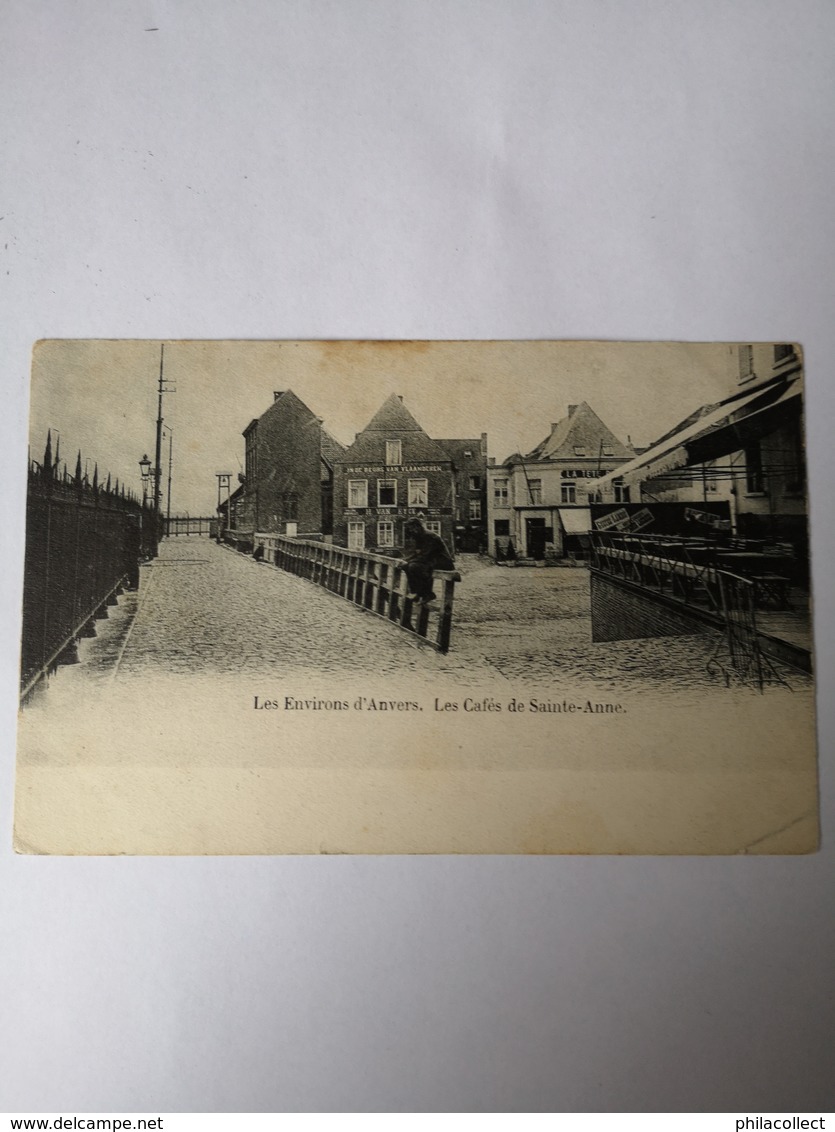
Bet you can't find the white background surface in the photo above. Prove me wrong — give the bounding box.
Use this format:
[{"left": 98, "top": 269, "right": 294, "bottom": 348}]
[{"left": 1, "top": 0, "right": 833, "bottom": 1113}]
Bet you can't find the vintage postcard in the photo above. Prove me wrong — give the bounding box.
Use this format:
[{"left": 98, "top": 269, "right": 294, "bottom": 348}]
[{"left": 14, "top": 340, "right": 818, "bottom": 854}]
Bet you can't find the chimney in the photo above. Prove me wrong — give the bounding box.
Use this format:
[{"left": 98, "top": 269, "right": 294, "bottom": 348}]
[
  {"left": 273, "top": 391, "right": 284, "bottom": 401},
  {"left": 551, "top": 423, "right": 559, "bottom": 431},
  {"left": 567, "top": 404, "right": 578, "bottom": 416},
  {"left": 398, "top": 395, "right": 403, "bottom": 402}
]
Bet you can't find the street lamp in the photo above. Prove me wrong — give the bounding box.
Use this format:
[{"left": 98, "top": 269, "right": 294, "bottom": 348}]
[{"left": 139, "top": 453, "right": 152, "bottom": 507}]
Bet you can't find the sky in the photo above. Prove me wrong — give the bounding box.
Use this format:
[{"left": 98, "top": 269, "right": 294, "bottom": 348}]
[{"left": 27, "top": 339, "right": 739, "bottom": 515}]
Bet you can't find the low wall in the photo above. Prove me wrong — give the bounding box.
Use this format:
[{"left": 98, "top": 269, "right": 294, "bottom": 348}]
[{"left": 590, "top": 569, "right": 715, "bottom": 644}]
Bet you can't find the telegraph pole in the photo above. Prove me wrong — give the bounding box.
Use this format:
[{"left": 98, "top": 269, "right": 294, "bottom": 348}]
[
  {"left": 154, "top": 343, "right": 164, "bottom": 522},
  {"left": 151, "top": 343, "right": 175, "bottom": 548}
]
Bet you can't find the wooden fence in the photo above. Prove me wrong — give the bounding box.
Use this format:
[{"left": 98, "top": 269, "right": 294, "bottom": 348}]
[{"left": 249, "top": 532, "right": 461, "bottom": 653}]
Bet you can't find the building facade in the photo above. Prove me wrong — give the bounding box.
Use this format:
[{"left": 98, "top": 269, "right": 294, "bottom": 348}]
[
  {"left": 586, "top": 344, "right": 806, "bottom": 560},
  {"left": 230, "top": 389, "right": 344, "bottom": 537},
  {"left": 434, "top": 435, "right": 488, "bottom": 552},
  {"left": 486, "top": 402, "right": 634, "bottom": 560},
  {"left": 332, "top": 394, "right": 457, "bottom": 555}
]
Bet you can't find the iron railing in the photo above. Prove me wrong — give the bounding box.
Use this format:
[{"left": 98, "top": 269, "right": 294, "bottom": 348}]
[
  {"left": 21, "top": 454, "right": 151, "bottom": 698},
  {"left": 590, "top": 532, "right": 724, "bottom": 611}
]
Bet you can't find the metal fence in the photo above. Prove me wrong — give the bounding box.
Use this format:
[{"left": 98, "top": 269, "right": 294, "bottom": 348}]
[
  {"left": 707, "top": 571, "right": 791, "bottom": 692},
  {"left": 246, "top": 532, "right": 461, "bottom": 653},
  {"left": 165, "top": 515, "right": 215, "bottom": 537},
  {"left": 590, "top": 531, "right": 724, "bottom": 611},
  {"left": 21, "top": 453, "right": 152, "bottom": 698}
]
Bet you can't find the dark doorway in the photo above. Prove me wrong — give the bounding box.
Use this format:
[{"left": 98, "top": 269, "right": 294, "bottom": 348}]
[{"left": 525, "top": 517, "right": 552, "bottom": 560}]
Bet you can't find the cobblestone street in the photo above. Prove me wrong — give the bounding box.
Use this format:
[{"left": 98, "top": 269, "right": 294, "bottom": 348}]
[
  {"left": 110, "top": 539, "right": 785, "bottom": 694},
  {"left": 23, "top": 536, "right": 813, "bottom": 700}
]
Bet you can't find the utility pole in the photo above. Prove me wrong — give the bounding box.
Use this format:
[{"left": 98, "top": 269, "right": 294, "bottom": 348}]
[
  {"left": 154, "top": 343, "right": 164, "bottom": 523},
  {"left": 165, "top": 426, "right": 174, "bottom": 523},
  {"left": 152, "top": 343, "right": 176, "bottom": 547}
]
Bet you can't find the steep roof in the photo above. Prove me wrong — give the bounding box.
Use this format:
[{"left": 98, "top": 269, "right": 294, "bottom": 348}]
[
  {"left": 320, "top": 428, "right": 346, "bottom": 469},
  {"left": 260, "top": 388, "right": 319, "bottom": 424},
  {"left": 525, "top": 402, "right": 633, "bottom": 462},
  {"left": 341, "top": 394, "right": 451, "bottom": 463},
  {"left": 434, "top": 438, "right": 486, "bottom": 466}
]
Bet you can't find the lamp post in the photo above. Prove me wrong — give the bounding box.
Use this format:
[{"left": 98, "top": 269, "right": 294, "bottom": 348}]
[
  {"left": 139, "top": 453, "right": 154, "bottom": 556},
  {"left": 139, "top": 453, "right": 152, "bottom": 507}
]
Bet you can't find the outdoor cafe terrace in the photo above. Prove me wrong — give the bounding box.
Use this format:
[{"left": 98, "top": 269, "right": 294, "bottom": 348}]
[{"left": 589, "top": 529, "right": 812, "bottom": 673}]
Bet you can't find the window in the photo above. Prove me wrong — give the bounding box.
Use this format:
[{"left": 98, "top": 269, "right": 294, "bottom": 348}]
[
  {"left": 494, "top": 478, "right": 509, "bottom": 504},
  {"left": 348, "top": 522, "right": 365, "bottom": 549},
  {"left": 739, "top": 345, "right": 755, "bottom": 382},
  {"left": 469, "top": 499, "right": 482, "bottom": 520},
  {"left": 463, "top": 449, "right": 473, "bottom": 457},
  {"left": 527, "top": 479, "right": 542, "bottom": 504},
  {"left": 408, "top": 478, "right": 428, "bottom": 507},
  {"left": 573, "top": 446, "right": 587, "bottom": 456},
  {"left": 424, "top": 520, "right": 442, "bottom": 536},
  {"left": 377, "top": 520, "right": 395, "bottom": 547},
  {"left": 468, "top": 474, "right": 481, "bottom": 490},
  {"left": 348, "top": 479, "right": 368, "bottom": 508},
  {"left": 774, "top": 343, "right": 795, "bottom": 364},
  {"left": 602, "top": 445, "right": 614, "bottom": 457},
  {"left": 561, "top": 483, "right": 576, "bottom": 504},
  {"left": 245, "top": 436, "right": 257, "bottom": 483},
  {"left": 385, "top": 440, "right": 402, "bottom": 466},
  {"left": 377, "top": 479, "right": 397, "bottom": 506},
  {"left": 745, "top": 443, "right": 764, "bottom": 493},
  {"left": 494, "top": 519, "right": 510, "bottom": 537},
  {"left": 613, "top": 478, "right": 631, "bottom": 504},
  {"left": 283, "top": 492, "right": 299, "bottom": 521}
]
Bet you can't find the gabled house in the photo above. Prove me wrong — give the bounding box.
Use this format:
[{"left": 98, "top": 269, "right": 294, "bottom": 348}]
[
  {"left": 487, "top": 402, "right": 634, "bottom": 560},
  {"left": 231, "top": 389, "right": 344, "bottom": 537},
  {"left": 332, "top": 394, "right": 456, "bottom": 553}
]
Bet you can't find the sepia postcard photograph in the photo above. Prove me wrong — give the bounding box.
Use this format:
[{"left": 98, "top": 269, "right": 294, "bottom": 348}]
[{"left": 14, "top": 339, "right": 818, "bottom": 854}]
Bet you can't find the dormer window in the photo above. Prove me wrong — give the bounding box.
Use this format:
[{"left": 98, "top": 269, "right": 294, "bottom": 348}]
[
  {"left": 602, "top": 445, "right": 614, "bottom": 457},
  {"left": 386, "top": 440, "right": 402, "bottom": 466},
  {"left": 573, "top": 446, "right": 587, "bottom": 457}
]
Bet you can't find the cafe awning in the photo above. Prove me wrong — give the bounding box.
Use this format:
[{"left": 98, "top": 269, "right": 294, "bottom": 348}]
[
  {"left": 587, "top": 374, "right": 799, "bottom": 492},
  {"left": 685, "top": 374, "right": 803, "bottom": 466},
  {"left": 558, "top": 507, "right": 592, "bottom": 534}
]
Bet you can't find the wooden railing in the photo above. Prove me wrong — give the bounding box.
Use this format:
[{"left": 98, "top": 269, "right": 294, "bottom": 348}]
[{"left": 253, "top": 533, "right": 461, "bottom": 653}]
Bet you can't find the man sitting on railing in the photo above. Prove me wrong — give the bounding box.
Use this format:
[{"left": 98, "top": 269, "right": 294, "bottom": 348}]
[{"left": 401, "top": 518, "right": 455, "bottom": 605}]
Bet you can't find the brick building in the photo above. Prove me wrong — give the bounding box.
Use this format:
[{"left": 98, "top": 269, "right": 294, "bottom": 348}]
[
  {"left": 231, "top": 389, "right": 345, "bottom": 537},
  {"left": 332, "top": 394, "right": 457, "bottom": 554},
  {"left": 434, "top": 435, "right": 488, "bottom": 552}
]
